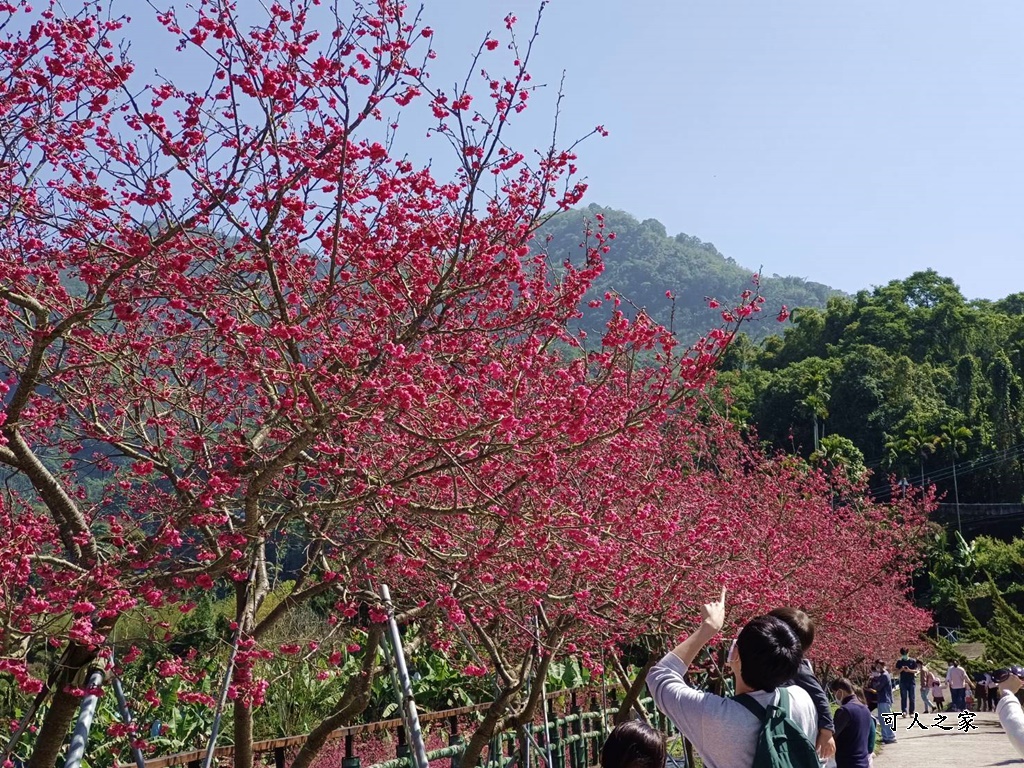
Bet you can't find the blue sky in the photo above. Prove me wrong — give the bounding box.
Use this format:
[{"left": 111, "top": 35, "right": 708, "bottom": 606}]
[
  {"left": 122, "top": 0, "right": 1023, "bottom": 300},
  {"left": 415, "top": 0, "right": 1024, "bottom": 300}
]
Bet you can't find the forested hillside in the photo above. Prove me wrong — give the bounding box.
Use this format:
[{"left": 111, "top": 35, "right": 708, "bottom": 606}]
[
  {"left": 539, "top": 204, "right": 839, "bottom": 342},
  {"left": 541, "top": 207, "right": 1024, "bottom": 506},
  {"left": 716, "top": 270, "right": 1024, "bottom": 505}
]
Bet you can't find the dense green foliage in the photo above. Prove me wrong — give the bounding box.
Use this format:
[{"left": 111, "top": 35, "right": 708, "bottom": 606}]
[
  {"left": 539, "top": 205, "right": 838, "bottom": 342},
  {"left": 924, "top": 533, "right": 1024, "bottom": 670},
  {"left": 715, "top": 270, "right": 1024, "bottom": 505}
]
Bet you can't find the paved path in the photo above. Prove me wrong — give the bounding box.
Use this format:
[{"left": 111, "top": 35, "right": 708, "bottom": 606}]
[{"left": 873, "top": 710, "right": 1024, "bottom": 767}]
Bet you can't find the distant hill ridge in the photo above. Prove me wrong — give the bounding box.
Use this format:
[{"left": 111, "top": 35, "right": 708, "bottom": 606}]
[{"left": 539, "top": 204, "right": 840, "bottom": 342}]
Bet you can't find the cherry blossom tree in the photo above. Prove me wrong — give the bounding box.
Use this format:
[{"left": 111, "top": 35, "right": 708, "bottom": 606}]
[
  {"left": 0, "top": 0, "right": 616, "bottom": 765},
  {"left": 389, "top": 404, "right": 935, "bottom": 765}
]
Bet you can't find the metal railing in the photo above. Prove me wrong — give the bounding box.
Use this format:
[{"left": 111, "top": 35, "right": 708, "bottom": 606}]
[{"left": 123, "top": 688, "right": 678, "bottom": 768}]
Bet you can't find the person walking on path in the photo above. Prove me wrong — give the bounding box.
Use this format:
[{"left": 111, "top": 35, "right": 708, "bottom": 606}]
[
  {"left": 828, "top": 678, "right": 875, "bottom": 768},
  {"left": 974, "top": 671, "right": 992, "bottom": 712},
  {"left": 866, "top": 660, "right": 897, "bottom": 744},
  {"left": 947, "top": 660, "right": 971, "bottom": 712},
  {"left": 895, "top": 648, "right": 919, "bottom": 716},
  {"left": 930, "top": 675, "right": 945, "bottom": 712},
  {"left": 919, "top": 665, "right": 935, "bottom": 714},
  {"left": 870, "top": 709, "right": 1020, "bottom": 767}
]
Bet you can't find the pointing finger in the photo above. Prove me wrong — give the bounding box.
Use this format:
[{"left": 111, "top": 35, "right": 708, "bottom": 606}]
[{"left": 719, "top": 586, "right": 727, "bottom": 604}]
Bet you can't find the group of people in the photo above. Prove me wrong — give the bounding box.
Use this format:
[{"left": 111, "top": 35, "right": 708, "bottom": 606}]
[
  {"left": 593, "top": 589, "right": 1024, "bottom": 768},
  {"left": 864, "top": 655, "right": 1002, "bottom": 720}
]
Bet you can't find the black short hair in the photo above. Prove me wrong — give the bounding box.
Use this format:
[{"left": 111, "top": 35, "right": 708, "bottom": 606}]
[
  {"left": 736, "top": 615, "right": 803, "bottom": 692},
  {"left": 600, "top": 721, "right": 666, "bottom": 768},
  {"left": 900, "top": 647, "right": 909, "bottom": 655},
  {"left": 768, "top": 607, "right": 815, "bottom": 651}
]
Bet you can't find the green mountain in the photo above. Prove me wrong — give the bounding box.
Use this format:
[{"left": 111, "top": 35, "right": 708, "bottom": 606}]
[{"left": 539, "top": 204, "right": 840, "bottom": 342}]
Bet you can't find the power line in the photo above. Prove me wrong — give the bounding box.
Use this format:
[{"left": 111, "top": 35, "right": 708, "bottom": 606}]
[{"left": 867, "top": 438, "right": 1024, "bottom": 498}]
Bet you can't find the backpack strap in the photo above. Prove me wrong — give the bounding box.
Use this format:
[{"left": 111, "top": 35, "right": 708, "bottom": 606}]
[
  {"left": 732, "top": 692, "right": 767, "bottom": 721},
  {"left": 777, "top": 687, "right": 790, "bottom": 711},
  {"left": 732, "top": 688, "right": 789, "bottom": 720}
]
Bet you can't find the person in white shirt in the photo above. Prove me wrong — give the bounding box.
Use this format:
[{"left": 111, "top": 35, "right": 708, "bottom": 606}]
[
  {"left": 946, "top": 660, "right": 971, "bottom": 711},
  {"left": 646, "top": 588, "right": 817, "bottom": 768},
  {"left": 995, "top": 672, "right": 1024, "bottom": 756}
]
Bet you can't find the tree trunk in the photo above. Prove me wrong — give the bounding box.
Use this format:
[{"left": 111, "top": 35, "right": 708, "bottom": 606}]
[
  {"left": 27, "top": 643, "right": 97, "bottom": 768},
  {"left": 234, "top": 701, "right": 254, "bottom": 768},
  {"left": 290, "top": 629, "right": 383, "bottom": 768},
  {"left": 612, "top": 654, "right": 657, "bottom": 725},
  {"left": 461, "top": 689, "right": 518, "bottom": 768},
  {"left": 232, "top": 550, "right": 268, "bottom": 768}
]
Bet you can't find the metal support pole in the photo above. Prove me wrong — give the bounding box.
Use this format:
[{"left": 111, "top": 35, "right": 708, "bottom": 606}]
[
  {"left": 518, "top": 677, "right": 532, "bottom": 768},
  {"left": 112, "top": 675, "right": 146, "bottom": 768},
  {"left": 203, "top": 565, "right": 256, "bottom": 768},
  {"left": 379, "top": 584, "right": 429, "bottom": 768},
  {"left": 202, "top": 625, "right": 242, "bottom": 768},
  {"left": 63, "top": 667, "right": 106, "bottom": 768}
]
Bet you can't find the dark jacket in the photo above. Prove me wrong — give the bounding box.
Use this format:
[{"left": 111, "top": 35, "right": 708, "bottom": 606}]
[
  {"left": 787, "top": 657, "right": 835, "bottom": 733},
  {"left": 833, "top": 694, "right": 874, "bottom": 768},
  {"left": 874, "top": 670, "right": 894, "bottom": 704}
]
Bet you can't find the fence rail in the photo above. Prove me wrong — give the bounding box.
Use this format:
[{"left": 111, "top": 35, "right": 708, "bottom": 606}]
[{"left": 125, "top": 687, "right": 675, "bottom": 768}]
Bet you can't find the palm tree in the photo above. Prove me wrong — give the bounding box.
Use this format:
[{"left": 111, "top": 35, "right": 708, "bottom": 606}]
[
  {"left": 901, "top": 425, "right": 941, "bottom": 489},
  {"left": 799, "top": 372, "right": 831, "bottom": 453},
  {"left": 940, "top": 423, "right": 972, "bottom": 534},
  {"left": 883, "top": 425, "right": 941, "bottom": 503}
]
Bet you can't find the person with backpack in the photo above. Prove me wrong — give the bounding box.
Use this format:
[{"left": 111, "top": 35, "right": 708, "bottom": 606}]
[
  {"left": 646, "top": 587, "right": 819, "bottom": 768},
  {"left": 828, "top": 678, "right": 875, "bottom": 768},
  {"left": 768, "top": 607, "right": 836, "bottom": 760},
  {"left": 863, "top": 663, "right": 879, "bottom": 712}
]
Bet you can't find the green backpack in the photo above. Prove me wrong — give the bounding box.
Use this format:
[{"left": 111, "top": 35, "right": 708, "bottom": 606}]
[{"left": 732, "top": 687, "right": 820, "bottom": 768}]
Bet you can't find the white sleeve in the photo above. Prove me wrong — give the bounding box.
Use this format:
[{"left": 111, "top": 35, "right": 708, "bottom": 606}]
[
  {"left": 996, "top": 690, "right": 1024, "bottom": 758},
  {"left": 646, "top": 652, "right": 711, "bottom": 755}
]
